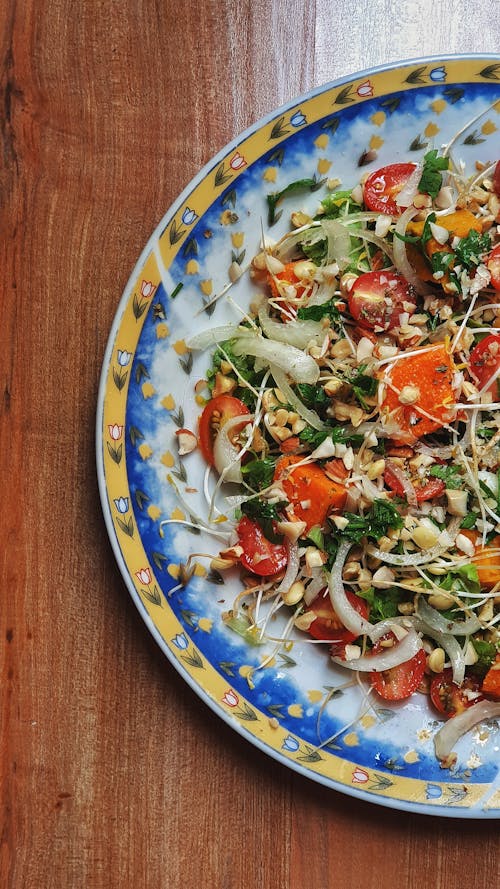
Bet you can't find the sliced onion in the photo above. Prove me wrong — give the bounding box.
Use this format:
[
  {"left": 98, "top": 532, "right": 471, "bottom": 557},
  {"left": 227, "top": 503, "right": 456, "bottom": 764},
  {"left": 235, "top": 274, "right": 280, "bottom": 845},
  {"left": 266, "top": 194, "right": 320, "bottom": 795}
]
[
  {"left": 385, "top": 461, "right": 417, "bottom": 507},
  {"left": 270, "top": 365, "right": 327, "bottom": 432},
  {"left": 393, "top": 206, "right": 429, "bottom": 295},
  {"left": 321, "top": 219, "right": 352, "bottom": 268},
  {"left": 395, "top": 163, "right": 422, "bottom": 207},
  {"left": 331, "top": 627, "right": 423, "bottom": 672},
  {"left": 187, "top": 324, "right": 242, "bottom": 350},
  {"left": 276, "top": 541, "right": 300, "bottom": 594},
  {"left": 328, "top": 540, "right": 374, "bottom": 637},
  {"left": 434, "top": 701, "right": 500, "bottom": 764},
  {"left": 213, "top": 414, "right": 252, "bottom": 483},
  {"left": 232, "top": 333, "right": 319, "bottom": 384},
  {"left": 358, "top": 229, "right": 395, "bottom": 265},
  {"left": 257, "top": 301, "right": 324, "bottom": 349},
  {"left": 366, "top": 543, "right": 447, "bottom": 567},
  {"left": 410, "top": 616, "right": 466, "bottom": 685},
  {"left": 416, "top": 597, "right": 481, "bottom": 637}
]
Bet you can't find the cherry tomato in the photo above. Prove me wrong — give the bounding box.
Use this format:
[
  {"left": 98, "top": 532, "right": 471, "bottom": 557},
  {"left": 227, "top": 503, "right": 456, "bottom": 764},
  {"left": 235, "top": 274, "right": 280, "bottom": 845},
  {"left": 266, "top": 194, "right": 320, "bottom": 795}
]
[
  {"left": 306, "top": 589, "right": 368, "bottom": 643},
  {"left": 363, "top": 163, "right": 417, "bottom": 215},
  {"left": 198, "top": 395, "right": 250, "bottom": 465},
  {"left": 348, "top": 270, "right": 416, "bottom": 331},
  {"left": 486, "top": 243, "right": 500, "bottom": 291},
  {"left": 383, "top": 463, "right": 446, "bottom": 502},
  {"left": 370, "top": 633, "right": 427, "bottom": 701},
  {"left": 469, "top": 333, "right": 500, "bottom": 396},
  {"left": 236, "top": 516, "right": 288, "bottom": 577},
  {"left": 430, "top": 668, "right": 485, "bottom": 717},
  {"left": 493, "top": 160, "right": 500, "bottom": 197}
]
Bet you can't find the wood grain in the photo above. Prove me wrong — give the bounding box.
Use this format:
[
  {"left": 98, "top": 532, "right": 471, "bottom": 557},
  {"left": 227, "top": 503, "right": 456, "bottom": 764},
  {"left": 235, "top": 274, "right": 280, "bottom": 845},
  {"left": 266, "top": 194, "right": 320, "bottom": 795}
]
[{"left": 1, "top": 1, "right": 499, "bottom": 887}]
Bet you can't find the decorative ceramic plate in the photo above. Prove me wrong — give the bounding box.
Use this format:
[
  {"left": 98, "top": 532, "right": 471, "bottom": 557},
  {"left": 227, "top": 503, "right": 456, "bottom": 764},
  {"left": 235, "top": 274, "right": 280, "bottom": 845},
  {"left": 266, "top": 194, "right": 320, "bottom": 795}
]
[{"left": 97, "top": 55, "right": 500, "bottom": 817}]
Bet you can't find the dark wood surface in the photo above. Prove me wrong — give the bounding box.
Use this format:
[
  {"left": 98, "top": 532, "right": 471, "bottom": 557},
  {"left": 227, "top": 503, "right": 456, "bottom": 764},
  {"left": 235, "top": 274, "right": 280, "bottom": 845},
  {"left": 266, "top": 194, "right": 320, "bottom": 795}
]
[{"left": 1, "top": 2, "right": 499, "bottom": 886}]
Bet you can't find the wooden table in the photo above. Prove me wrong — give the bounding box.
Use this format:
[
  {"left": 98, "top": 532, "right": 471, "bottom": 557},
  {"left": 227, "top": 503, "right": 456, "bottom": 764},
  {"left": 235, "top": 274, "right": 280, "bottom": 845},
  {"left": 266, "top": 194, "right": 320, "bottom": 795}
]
[{"left": 2, "top": 2, "right": 499, "bottom": 886}]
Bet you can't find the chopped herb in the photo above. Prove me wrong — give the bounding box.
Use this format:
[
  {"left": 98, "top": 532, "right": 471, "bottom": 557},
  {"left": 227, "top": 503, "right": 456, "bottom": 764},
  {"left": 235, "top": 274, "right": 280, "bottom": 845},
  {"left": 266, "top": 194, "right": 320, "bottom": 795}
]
[
  {"left": 348, "top": 365, "right": 379, "bottom": 410},
  {"left": 240, "top": 498, "right": 287, "bottom": 541},
  {"left": 477, "top": 426, "right": 496, "bottom": 441},
  {"left": 429, "top": 463, "right": 462, "bottom": 489},
  {"left": 207, "top": 339, "right": 263, "bottom": 394},
  {"left": 357, "top": 586, "right": 404, "bottom": 622},
  {"left": 241, "top": 458, "right": 276, "bottom": 491},
  {"left": 454, "top": 229, "right": 491, "bottom": 270},
  {"left": 460, "top": 512, "right": 478, "bottom": 530},
  {"left": 267, "top": 176, "right": 325, "bottom": 226},
  {"left": 296, "top": 383, "right": 329, "bottom": 410},
  {"left": 298, "top": 426, "right": 364, "bottom": 449},
  {"left": 425, "top": 310, "right": 440, "bottom": 331},
  {"left": 393, "top": 230, "right": 420, "bottom": 245},
  {"left": 418, "top": 150, "right": 449, "bottom": 199},
  {"left": 306, "top": 526, "right": 324, "bottom": 549},
  {"left": 319, "top": 190, "right": 362, "bottom": 219},
  {"left": 297, "top": 299, "right": 342, "bottom": 324},
  {"left": 470, "top": 639, "right": 498, "bottom": 676},
  {"left": 341, "top": 499, "right": 404, "bottom": 544},
  {"left": 439, "top": 564, "right": 480, "bottom": 597}
]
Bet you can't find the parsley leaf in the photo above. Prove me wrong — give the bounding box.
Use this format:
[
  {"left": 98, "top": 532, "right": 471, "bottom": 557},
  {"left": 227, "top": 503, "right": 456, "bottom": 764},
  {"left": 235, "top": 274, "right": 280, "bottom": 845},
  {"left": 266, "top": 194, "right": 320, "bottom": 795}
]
[
  {"left": 357, "top": 586, "right": 404, "bottom": 621},
  {"left": 418, "top": 150, "right": 449, "bottom": 199},
  {"left": 241, "top": 458, "right": 276, "bottom": 491},
  {"left": 297, "top": 299, "right": 342, "bottom": 324},
  {"left": 429, "top": 464, "right": 462, "bottom": 489},
  {"left": 296, "top": 383, "right": 329, "bottom": 410},
  {"left": 267, "top": 176, "right": 325, "bottom": 226},
  {"left": 298, "top": 426, "right": 364, "bottom": 449},
  {"left": 454, "top": 229, "right": 492, "bottom": 270},
  {"left": 341, "top": 499, "right": 403, "bottom": 543},
  {"left": 240, "top": 498, "right": 287, "bottom": 541}
]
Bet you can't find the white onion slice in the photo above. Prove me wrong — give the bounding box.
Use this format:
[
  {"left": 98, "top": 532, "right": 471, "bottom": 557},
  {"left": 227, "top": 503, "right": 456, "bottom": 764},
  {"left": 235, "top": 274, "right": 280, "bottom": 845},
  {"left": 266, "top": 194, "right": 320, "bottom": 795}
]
[
  {"left": 213, "top": 414, "right": 252, "bottom": 483},
  {"left": 395, "top": 163, "right": 422, "bottom": 207},
  {"left": 366, "top": 543, "right": 447, "bottom": 567},
  {"left": 270, "top": 365, "right": 327, "bottom": 432},
  {"left": 417, "top": 597, "right": 481, "bottom": 637},
  {"left": 257, "top": 301, "right": 324, "bottom": 349},
  {"left": 393, "top": 206, "right": 429, "bottom": 295},
  {"left": 187, "top": 324, "right": 242, "bottom": 350},
  {"left": 434, "top": 701, "right": 500, "bottom": 764},
  {"left": 328, "top": 540, "right": 374, "bottom": 638},
  {"left": 321, "top": 218, "right": 352, "bottom": 268},
  {"left": 410, "top": 616, "right": 466, "bottom": 685},
  {"left": 331, "top": 627, "right": 423, "bottom": 672},
  {"left": 276, "top": 541, "right": 300, "bottom": 594},
  {"left": 233, "top": 334, "right": 319, "bottom": 384}
]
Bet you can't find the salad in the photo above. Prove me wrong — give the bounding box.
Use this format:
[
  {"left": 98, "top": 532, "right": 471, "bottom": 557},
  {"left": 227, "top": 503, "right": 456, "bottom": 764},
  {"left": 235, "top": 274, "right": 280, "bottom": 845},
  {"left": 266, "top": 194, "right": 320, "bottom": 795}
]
[{"left": 180, "top": 145, "right": 500, "bottom": 768}]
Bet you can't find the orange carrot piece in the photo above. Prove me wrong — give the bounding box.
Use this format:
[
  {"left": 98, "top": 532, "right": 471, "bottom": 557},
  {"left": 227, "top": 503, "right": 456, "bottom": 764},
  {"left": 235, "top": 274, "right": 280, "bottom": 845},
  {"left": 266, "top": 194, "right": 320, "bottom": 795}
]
[
  {"left": 461, "top": 531, "right": 500, "bottom": 590},
  {"left": 407, "top": 210, "right": 483, "bottom": 292},
  {"left": 482, "top": 658, "right": 500, "bottom": 700},
  {"left": 274, "top": 455, "right": 347, "bottom": 532},
  {"left": 380, "top": 343, "right": 457, "bottom": 440}
]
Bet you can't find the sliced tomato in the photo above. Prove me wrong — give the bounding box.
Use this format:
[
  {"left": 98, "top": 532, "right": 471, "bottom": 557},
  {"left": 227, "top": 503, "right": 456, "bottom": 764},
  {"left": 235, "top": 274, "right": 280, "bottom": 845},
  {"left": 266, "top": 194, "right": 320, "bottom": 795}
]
[
  {"left": 236, "top": 516, "right": 287, "bottom": 577},
  {"left": 198, "top": 394, "right": 250, "bottom": 465},
  {"left": 347, "top": 270, "right": 416, "bottom": 331},
  {"left": 486, "top": 243, "right": 500, "bottom": 291},
  {"left": 469, "top": 333, "right": 500, "bottom": 396},
  {"left": 306, "top": 589, "right": 368, "bottom": 643},
  {"left": 383, "top": 463, "right": 445, "bottom": 502},
  {"left": 370, "top": 633, "right": 427, "bottom": 701},
  {"left": 363, "top": 163, "right": 417, "bottom": 215},
  {"left": 430, "top": 668, "right": 485, "bottom": 717}
]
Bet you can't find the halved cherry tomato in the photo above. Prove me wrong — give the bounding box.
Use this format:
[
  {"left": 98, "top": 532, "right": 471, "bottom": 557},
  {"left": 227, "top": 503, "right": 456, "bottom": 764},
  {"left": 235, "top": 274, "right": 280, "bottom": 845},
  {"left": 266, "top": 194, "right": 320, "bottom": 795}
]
[
  {"left": 236, "top": 516, "right": 288, "bottom": 577},
  {"left": 306, "top": 588, "right": 368, "bottom": 643},
  {"left": 486, "top": 243, "right": 500, "bottom": 291},
  {"left": 430, "top": 668, "right": 485, "bottom": 717},
  {"left": 198, "top": 395, "right": 250, "bottom": 465},
  {"left": 370, "top": 633, "right": 427, "bottom": 701},
  {"left": 383, "top": 462, "right": 445, "bottom": 502},
  {"left": 469, "top": 333, "right": 500, "bottom": 396},
  {"left": 348, "top": 270, "right": 416, "bottom": 331},
  {"left": 363, "top": 163, "right": 417, "bottom": 215}
]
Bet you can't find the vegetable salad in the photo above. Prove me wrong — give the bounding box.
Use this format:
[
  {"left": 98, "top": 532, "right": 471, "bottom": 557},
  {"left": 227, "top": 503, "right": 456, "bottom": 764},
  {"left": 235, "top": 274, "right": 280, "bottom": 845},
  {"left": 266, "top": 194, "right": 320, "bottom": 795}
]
[{"left": 183, "top": 146, "right": 500, "bottom": 767}]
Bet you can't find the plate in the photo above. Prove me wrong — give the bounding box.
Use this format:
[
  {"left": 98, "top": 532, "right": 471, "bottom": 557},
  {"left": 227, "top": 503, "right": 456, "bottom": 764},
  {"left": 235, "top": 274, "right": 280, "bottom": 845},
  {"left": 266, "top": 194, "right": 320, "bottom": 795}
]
[{"left": 97, "top": 55, "right": 500, "bottom": 817}]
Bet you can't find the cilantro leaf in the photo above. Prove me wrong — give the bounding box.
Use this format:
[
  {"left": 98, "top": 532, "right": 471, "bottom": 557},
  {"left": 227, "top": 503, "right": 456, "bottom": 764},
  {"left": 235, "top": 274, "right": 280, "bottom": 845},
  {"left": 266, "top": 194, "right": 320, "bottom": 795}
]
[
  {"left": 471, "top": 639, "right": 498, "bottom": 676},
  {"left": 439, "top": 564, "right": 480, "bottom": 597},
  {"left": 454, "top": 229, "right": 491, "bottom": 270},
  {"left": 240, "top": 498, "right": 287, "bottom": 541},
  {"left": 357, "top": 586, "right": 404, "bottom": 622},
  {"left": 341, "top": 499, "right": 403, "bottom": 543},
  {"left": 267, "top": 176, "right": 325, "bottom": 226},
  {"left": 241, "top": 458, "right": 276, "bottom": 491},
  {"left": 418, "top": 150, "right": 449, "bottom": 199},
  {"left": 429, "top": 463, "right": 463, "bottom": 490}
]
